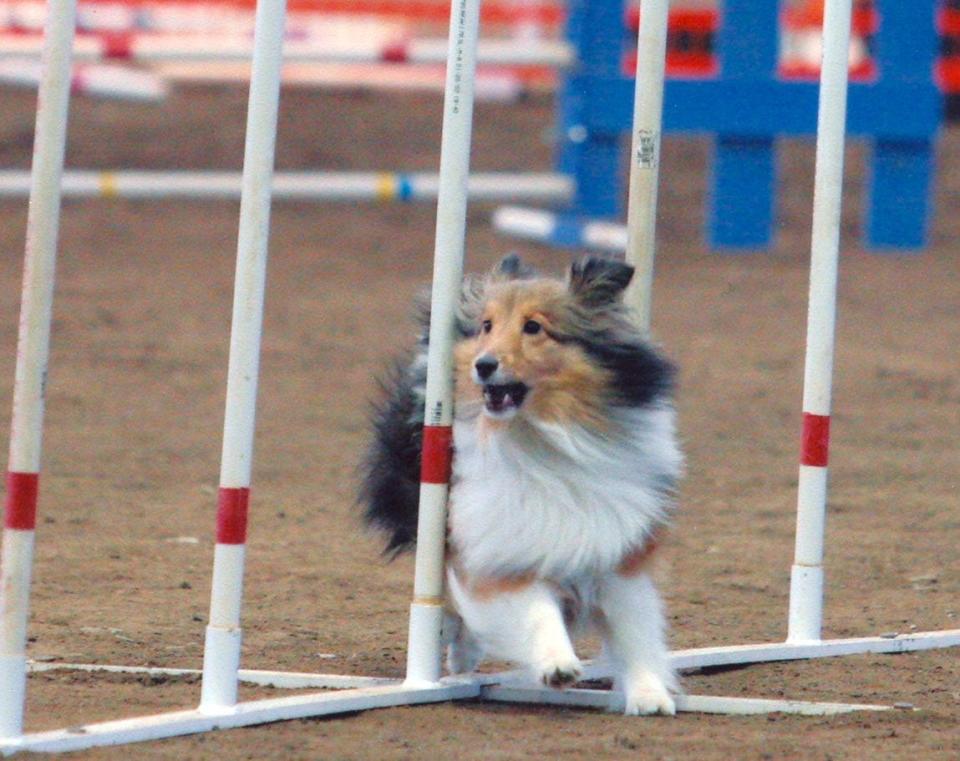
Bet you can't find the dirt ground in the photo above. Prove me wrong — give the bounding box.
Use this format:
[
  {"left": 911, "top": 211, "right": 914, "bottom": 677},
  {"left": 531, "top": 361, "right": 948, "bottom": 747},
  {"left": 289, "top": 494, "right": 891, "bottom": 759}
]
[{"left": 0, "top": 81, "right": 958, "bottom": 760}]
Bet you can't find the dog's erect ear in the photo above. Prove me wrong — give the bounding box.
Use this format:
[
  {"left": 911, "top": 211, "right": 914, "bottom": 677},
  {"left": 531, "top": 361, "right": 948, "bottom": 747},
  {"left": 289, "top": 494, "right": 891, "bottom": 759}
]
[
  {"left": 568, "top": 257, "right": 634, "bottom": 306},
  {"left": 493, "top": 253, "right": 534, "bottom": 280}
]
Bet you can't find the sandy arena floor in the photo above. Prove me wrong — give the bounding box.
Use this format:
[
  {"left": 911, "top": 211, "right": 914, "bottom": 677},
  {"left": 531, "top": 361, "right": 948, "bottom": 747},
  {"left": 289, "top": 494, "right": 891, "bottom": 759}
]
[{"left": 0, "top": 83, "right": 958, "bottom": 759}]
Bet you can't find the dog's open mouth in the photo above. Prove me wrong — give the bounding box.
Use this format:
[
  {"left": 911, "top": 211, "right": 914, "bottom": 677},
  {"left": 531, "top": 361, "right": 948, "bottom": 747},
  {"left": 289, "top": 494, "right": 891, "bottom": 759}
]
[{"left": 482, "top": 382, "right": 529, "bottom": 417}]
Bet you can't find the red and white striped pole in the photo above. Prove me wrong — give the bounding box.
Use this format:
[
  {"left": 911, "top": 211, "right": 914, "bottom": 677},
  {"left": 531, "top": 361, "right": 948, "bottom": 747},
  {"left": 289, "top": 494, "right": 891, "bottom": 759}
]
[
  {"left": 787, "top": 0, "right": 854, "bottom": 644},
  {"left": 0, "top": 0, "right": 76, "bottom": 740},
  {"left": 199, "top": 0, "right": 287, "bottom": 713},
  {"left": 404, "top": 0, "right": 482, "bottom": 686}
]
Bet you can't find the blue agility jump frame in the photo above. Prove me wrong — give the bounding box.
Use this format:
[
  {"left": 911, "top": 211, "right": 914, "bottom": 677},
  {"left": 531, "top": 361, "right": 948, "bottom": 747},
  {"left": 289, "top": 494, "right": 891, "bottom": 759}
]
[{"left": 555, "top": 0, "right": 941, "bottom": 251}]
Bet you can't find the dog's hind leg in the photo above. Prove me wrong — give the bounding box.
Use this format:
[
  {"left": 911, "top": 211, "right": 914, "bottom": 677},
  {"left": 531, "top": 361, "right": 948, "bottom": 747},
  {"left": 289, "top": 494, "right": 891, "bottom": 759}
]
[
  {"left": 596, "top": 571, "right": 677, "bottom": 716},
  {"left": 442, "top": 610, "right": 483, "bottom": 674},
  {"left": 447, "top": 569, "right": 581, "bottom": 687}
]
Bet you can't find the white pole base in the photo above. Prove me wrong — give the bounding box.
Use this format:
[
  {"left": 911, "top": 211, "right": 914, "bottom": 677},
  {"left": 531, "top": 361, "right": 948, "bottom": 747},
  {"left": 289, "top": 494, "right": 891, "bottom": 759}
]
[
  {"left": 0, "top": 654, "right": 27, "bottom": 740},
  {"left": 199, "top": 626, "right": 242, "bottom": 713},
  {"left": 33, "top": 627, "right": 960, "bottom": 695},
  {"left": 787, "top": 564, "right": 825, "bottom": 643},
  {"left": 482, "top": 685, "right": 892, "bottom": 716},
  {"left": 9, "top": 629, "right": 960, "bottom": 753},
  {"left": 0, "top": 681, "right": 480, "bottom": 756},
  {"left": 28, "top": 662, "right": 397, "bottom": 690},
  {"left": 404, "top": 601, "right": 445, "bottom": 687}
]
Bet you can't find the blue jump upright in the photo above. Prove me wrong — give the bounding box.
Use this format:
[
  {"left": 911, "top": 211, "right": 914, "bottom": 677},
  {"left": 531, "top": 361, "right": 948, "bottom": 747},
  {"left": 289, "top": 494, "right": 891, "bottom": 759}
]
[{"left": 553, "top": 0, "right": 942, "bottom": 252}]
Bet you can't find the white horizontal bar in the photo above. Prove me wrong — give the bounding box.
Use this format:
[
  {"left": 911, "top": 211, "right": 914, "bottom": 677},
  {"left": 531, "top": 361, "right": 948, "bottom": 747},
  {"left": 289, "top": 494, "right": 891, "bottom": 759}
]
[
  {"left": 27, "top": 661, "right": 397, "bottom": 690},
  {"left": 0, "top": 681, "right": 479, "bottom": 755},
  {"left": 0, "top": 171, "right": 573, "bottom": 202},
  {"left": 669, "top": 630, "right": 960, "bottom": 672},
  {"left": 482, "top": 686, "right": 892, "bottom": 716},
  {"left": 476, "top": 631, "right": 960, "bottom": 694},
  {"left": 492, "top": 205, "right": 629, "bottom": 252},
  {"left": 407, "top": 37, "right": 572, "bottom": 67},
  {"left": 31, "top": 628, "right": 960, "bottom": 691},
  {"left": 488, "top": 631, "right": 960, "bottom": 684},
  {"left": 0, "top": 34, "right": 573, "bottom": 66},
  {"left": 0, "top": 58, "right": 167, "bottom": 101}
]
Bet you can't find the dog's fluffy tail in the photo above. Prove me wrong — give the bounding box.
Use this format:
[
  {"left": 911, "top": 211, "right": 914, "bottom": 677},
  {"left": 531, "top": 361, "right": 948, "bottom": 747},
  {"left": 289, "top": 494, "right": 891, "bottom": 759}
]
[
  {"left": 359, "top": 349, "right": 428, "bottom": 557},
  {"left": 359, "top": 259, "right": 521, "bottom": 556}
]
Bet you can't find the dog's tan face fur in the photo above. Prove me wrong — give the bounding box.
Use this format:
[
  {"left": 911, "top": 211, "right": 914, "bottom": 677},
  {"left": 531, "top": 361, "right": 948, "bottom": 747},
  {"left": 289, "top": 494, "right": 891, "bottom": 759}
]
[{"left": 454, "top": 279, "right": 612, "bottom": 429}]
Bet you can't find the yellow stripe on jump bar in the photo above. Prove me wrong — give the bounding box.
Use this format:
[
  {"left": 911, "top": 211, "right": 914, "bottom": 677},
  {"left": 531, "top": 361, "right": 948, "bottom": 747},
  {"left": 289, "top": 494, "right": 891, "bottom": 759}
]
[
  {"left": 99, "top": 171, "right": 119, "bottom": 198},
  {"left": 375, "top": 173, "right": 397, "bottom": 201}
]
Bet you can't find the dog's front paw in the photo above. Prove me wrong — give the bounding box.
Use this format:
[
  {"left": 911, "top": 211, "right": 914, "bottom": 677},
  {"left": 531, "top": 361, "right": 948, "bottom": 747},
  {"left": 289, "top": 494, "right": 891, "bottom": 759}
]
[
  {"left": 539, "top": 657, "right": 582, "bottom": 689},
  {"left": 623, "top": 675, "right": 676, "bottom": 716}
]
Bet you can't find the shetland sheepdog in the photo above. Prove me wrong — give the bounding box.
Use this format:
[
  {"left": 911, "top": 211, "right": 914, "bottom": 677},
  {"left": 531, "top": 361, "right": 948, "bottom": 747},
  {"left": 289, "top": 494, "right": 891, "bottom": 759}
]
[{"left": 361, "top": 254, "right": 682, "bottom": 715}]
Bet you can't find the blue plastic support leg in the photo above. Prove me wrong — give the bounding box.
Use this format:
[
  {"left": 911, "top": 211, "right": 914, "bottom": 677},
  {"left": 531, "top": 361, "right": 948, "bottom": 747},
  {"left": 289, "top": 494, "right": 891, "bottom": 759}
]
[
  {"left": 863, "top": 1, "right": 940, "bottom": 252},
  {"left": 707, "top": 0, "right": 780, "bottom": 252},
  {"left": 570, "top": 132, "right": 622, "bottom": 218},
  {"left": 555, "top": 0, "right": 627, "bottom": 219},
  {"left": 709, "top": 135, "right": 776, "bottom": 251},
  {"left": 865, "top": 137, "right": 935, "bottom": 251}
]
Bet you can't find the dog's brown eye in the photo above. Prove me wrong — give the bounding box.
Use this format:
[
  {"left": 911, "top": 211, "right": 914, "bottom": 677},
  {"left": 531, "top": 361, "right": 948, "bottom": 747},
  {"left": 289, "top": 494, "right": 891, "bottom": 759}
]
[
  {"left": 523, "top": 319, "right": 542, "bottom": 335},
  {"left": 481, "top": 319, "right": 492, "bottom": 334}
]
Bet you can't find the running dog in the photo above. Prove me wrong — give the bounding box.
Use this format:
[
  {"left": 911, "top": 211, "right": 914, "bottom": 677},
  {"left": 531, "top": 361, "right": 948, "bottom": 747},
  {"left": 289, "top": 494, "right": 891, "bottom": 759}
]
[{"left": 361, "top": 254, "right": 682, "bottom": 715}]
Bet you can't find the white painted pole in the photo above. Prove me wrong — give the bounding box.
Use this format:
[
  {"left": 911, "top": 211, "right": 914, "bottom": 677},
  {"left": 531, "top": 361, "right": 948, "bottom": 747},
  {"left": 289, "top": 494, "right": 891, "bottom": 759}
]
[
  {"left": 623, "top": 0, "right": 670, "bottom": 334},
  {"left": 404, "top": 0, "right": 482, "bottom": 686},
  {"left": 787, "top": 0, "right": 853, "bottom": 644},
  {"left": 199, "top": 0, "right": 287, "bottom": 713},
  {"left": 0, "top": 0, "right": 76, "bottom": 741}
]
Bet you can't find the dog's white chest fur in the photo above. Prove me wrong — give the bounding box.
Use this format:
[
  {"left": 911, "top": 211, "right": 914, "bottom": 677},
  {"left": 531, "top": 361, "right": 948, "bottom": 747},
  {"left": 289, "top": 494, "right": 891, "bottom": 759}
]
[{"left": 448, "top": 405, "right": 682, "bottom": 579}]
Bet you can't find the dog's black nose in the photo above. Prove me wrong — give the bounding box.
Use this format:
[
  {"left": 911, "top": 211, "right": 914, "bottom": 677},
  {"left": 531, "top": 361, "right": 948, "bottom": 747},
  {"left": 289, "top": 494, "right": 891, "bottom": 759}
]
[{"left": 474, "top": 355, "right": 499, "bottom": 381}]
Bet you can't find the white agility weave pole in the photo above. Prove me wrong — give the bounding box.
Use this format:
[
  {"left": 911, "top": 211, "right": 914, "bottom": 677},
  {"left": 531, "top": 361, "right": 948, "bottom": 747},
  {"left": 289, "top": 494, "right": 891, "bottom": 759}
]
[
  {"left": 622, "top": 0, "right": 670, "bottom": 334},
  {"left": 0, "top": 170, "right": 572, "bottom": 202},
  {"left": 198, "top": 0, "right": 288, "bottom": 712},
  {"left": 0, "top": 0, "right": 76, "bottom": 742},
  {"left": 786, "top": 0, "right": 852, "bottom": 644},
  {"left": 404, "top": 0, "right": 482, "bottom": 686}
]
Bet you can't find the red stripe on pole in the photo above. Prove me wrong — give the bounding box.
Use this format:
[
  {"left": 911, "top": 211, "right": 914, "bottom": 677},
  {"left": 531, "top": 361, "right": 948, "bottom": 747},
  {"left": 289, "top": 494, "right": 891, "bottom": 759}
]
[
  {"left": 216, "top": 487, "right": 249, "bottom": 544},
  {"left": 800, "top": 413, "right": 831, "bottom": 467},
  {"left": 420, "top": 425, "right": 453, "bottom": 485},
  {"left": 4, "top": 472, "right": 39, "bottom": 530}
]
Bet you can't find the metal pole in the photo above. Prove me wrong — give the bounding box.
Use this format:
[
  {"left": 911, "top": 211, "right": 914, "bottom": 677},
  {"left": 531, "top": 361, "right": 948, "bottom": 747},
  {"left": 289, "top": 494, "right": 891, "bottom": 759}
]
[
  {"left": 787, "top": 0, "right": 854, "bottom": 644},
  {"left": 404, "top": 0, "right": 482, "bottom": 686},
  {"left": 199, "top": 0, "right": 288, "bottom": 712},
  {"left": 0, "top": 0, "right": 76, "bottom": 740},
  {"left": 623, "top": 0, "right": 670, "bottom": 334}
]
